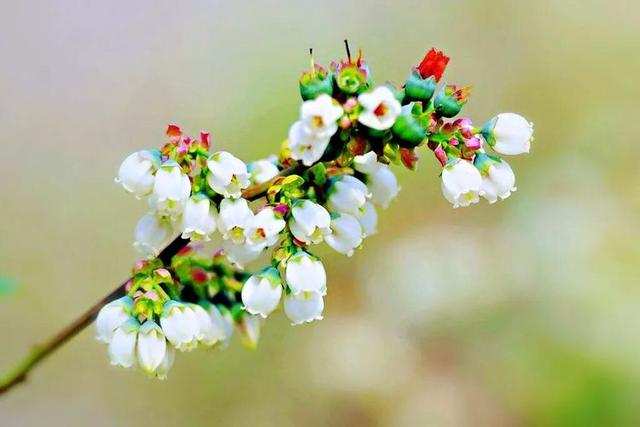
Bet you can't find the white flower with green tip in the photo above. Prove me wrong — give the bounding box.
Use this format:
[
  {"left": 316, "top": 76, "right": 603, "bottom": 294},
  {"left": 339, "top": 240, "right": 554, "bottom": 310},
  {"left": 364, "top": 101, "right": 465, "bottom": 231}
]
[
  {"left": 217, "top": 198, "right": 254, "bottom": 244},
  {"left": 482, "top": 113, "right": 533, "bottom": 155},
  {"left": 96, "top": 296, "right": 133, "bottom": 343},
  {"left": 239, "top": 315, "right": 262, "bottom": 350},
  {"left": 288, "top": 200, "right": 331, "bottom": 245},
  {"left": 475, "top": 153, "right": 517, "bottom": 203},
  {"left": 116, "top": 150, "right": 160, "bottom": 198},
  {"left": 326, "top": 175, "right": 370, "bottom": 216},
  {"left": 207, "top": 151, "right": 250, "bottom": 198},
  {"left": 133, "top": 212, "right": 173, "bottom": 258},
  {"left": 367, "top": 165, "right": 400, "bottom": 208},
  {"left": 325, "top": 213, "right": 363, "bottom": 256},
  {"left": 188, "top": 303, "right": 220, "bottom": 346},
  {"left": 181, "top": 194, "right": 218, "bottom": 240},
  {"left": 283, "top": 291, "right": 325, "bottom": 326},
  {"left": 136, "top": 320, "right": 167, "bottom": 375},
  {"left": 223, "top": 241, "right": 264, "bottom": 268},
  {"left": 248, "top": 158, "right": 280, "bottom": 185},
  {"left": 354, "top": 202, "right": 377, "bottom": 237},
  {"left": 441, "top": 159, "right": 483, "bottom": 208},
  {"left": 108, "top": 318, "right": 139, "bottom": 368},
  {"left": 285, "top": 251, "right": 327, "bottom": 295},
  {"left": 153, "top": 344, "right": 175, "bottom": 380},
  {"left": 241, "top": 268, "right": 283, "bottom": 318},
  {"left": 151, "top": 161, "right": 191, "bottom": 215},
  {"left": 207, "top": 304, "right": 234, "bottom": 349},
  {"left": 159, "top": 301, "right": 200, "bottom": 352}
]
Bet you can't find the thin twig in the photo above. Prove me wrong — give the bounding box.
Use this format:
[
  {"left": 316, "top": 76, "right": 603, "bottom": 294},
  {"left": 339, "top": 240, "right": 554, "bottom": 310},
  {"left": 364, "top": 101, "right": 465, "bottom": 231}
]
[{"left": 0, "top": 164, "right": 302, "bottom": 396}]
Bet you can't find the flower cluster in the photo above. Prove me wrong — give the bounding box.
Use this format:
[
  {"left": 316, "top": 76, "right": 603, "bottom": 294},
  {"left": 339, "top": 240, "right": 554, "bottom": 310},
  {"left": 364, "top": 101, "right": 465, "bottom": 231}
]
[{"left": 100, "top": 46, "right": 533, "bottom": 378}]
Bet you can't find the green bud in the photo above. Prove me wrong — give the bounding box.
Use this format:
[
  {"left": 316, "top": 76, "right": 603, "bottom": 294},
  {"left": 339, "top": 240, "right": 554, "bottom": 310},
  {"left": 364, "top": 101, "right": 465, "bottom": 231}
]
[
  {"left": 404, "top": 70, "right": 437, "bottom": 102},
  {"left": 300, "top": 66, "right": 334, "bottom": 101},
  {"left": 392, "top": 104, "right": 428, "bottom": 146}
]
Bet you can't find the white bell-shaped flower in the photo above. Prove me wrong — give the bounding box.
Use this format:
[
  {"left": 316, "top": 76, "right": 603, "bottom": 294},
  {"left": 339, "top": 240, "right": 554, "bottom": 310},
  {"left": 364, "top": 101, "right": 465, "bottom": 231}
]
[
  {"left": 159, "top": 301, "right": 200, "bottom": 352},
  {"left": 248, "top": 158, "right": 280, "bottom": 185},
  {"left": 217, "top": 198, "right": 254, "bottom": 244},
  {"left": 133, "top": 212, "right": 173, "bottom": 258},
  {"left": 239, "top": 315, "right": 262, "bottom": 350},
  {"left": 357, "top": 86, "right": 402, "bottom": 130},
  {"left": 326, "top": 175, "right": 370, "bottom": 216},
  {"left": 181, "top": 195, "right": 217, "bottom": 240},
  {"left": 353, "top": 151, "right": 380, "bottom": 174},
  {"left": 116, "top": 150, "right": 160, "bottom": 198},
  {"left": 483, "top": 113, "right": 533, "bottom": 155},
  {"left": 367, "top": 165, "right": 400, "bottom": 208},
  {"left": 96, "top": 296, "right": 133, "bottom": 343},
  {"left": 241, "top": 267, "right": 283, "bottom": 318},
  {"left": 476, "top": 155, "right": 517, "bottom": 203},
  {"left": 108, "top": 318, "right": 139, "bottom": 368},
  {"left": 245, "top": 207, "right": 285, "bottom": 248},
  {"left": 355, "top": 202, "right": 378, "bottom": 237},
  {"left": 188, "top": 303, "right": 220, "bottom": 346},
  {"left": 288, "top": 200, "right": 331, "bottom": 244},
  {"left": 285, "top": 250, "right": 327, "bottom": 295},
  {"left": 223, "top": 241, "right": 264, "bottom": 268},
  {"left": 288, "top": 121, "right": 330, "bottom": 167},
  {"left": 206, "top": 151, "right": 250, "bottom": 198},
  {"left": 207, "top": 304, "right": 234, "bottom": 349},
  {"left": 136, "top": 320, "right": 167, "bottom": 375},
  {"left": 441, "top": 159, "right": 483, "bottom": 208},
  {"left": 151, "top": 161, "right": 191, "bottom": 216},
  {"left": 153, "top": 343, "right": 175, "bottom": 380},
  {"left": 284, "top": 291, "right": 325, "bottom": 326},
  {"left": 299, "top": 94, "right": 344, "bottom": 139},
  {"left": 325, "top": 213, "right": 363, "bottom": 256}
]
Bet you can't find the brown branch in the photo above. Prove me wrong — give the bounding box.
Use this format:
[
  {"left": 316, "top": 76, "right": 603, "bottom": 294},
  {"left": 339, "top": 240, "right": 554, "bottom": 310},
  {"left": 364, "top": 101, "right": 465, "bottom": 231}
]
[{"left": 0, "top": 164, "right": 302, "bottom": 396}]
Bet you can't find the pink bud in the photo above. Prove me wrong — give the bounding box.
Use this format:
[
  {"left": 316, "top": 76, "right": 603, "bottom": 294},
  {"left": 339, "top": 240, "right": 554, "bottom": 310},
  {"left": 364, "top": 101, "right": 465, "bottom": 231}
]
[
  {"left": 464, "top": 136, "right": 482, "bottom": 150},
  {"left": 434, "top": 145, "right": 447, "bottom": 167},
  {"left": 448, "top": 137, "right": 459, "bottom": 146},
  {"left": 155, "top": 268, "right": 172, "bottom": 279},
  {"left": 339, "top": 116, "right": 352, "bottom": 130},
  {"left": 343, "top": 97, "right": 358, "bottom": 111},
  {"left": 200, "top": 131, "right": 211, "bottom": 150},
  {"left": 273, "top": 203, "right": 289, "bottom": 216}
]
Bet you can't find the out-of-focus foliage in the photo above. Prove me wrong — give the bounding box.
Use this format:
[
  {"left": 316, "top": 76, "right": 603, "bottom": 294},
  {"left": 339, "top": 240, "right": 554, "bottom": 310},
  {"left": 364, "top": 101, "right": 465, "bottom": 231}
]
[{"left": 1, "top": 1, "right": 639, "bottom": 426}]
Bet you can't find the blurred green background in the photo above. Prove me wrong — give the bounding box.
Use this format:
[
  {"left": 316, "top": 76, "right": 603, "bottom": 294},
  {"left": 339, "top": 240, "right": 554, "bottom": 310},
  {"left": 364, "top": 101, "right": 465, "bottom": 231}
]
[{"left": 1, "top": 1, "right": 639, "bottom": 426}]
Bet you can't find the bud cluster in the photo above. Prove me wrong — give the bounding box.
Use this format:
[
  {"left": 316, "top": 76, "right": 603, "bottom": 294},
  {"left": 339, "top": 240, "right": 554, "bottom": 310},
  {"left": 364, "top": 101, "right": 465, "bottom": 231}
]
[{"left": 100, "top": 46, "right": 534, "bottom": 378}]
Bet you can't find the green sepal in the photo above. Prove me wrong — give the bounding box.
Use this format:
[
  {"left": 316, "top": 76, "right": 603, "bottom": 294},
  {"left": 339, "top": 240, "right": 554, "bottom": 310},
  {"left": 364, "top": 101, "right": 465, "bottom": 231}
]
[
  {"left": 383, "top": 142, "right": 401, "bottom": 164},
  {"left": 305, "top": 162, "right": 327, "bottom": 187},
  {"left": 335, "top": 65, "right": 369, "bottom": 95},
  {"left": 481, "top": 117, "right": 498, "bottom": 146}
]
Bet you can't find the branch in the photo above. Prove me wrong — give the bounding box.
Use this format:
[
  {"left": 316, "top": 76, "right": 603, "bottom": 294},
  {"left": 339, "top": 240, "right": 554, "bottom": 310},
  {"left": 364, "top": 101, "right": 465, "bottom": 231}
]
[{"left": 0, "top": 165, "right": 302, "bottom": 396}]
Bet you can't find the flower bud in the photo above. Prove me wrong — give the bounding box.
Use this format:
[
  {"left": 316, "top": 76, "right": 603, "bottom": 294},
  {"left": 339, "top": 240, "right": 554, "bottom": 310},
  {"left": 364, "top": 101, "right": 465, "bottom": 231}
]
[
  {"left": 288, "top": 200, "right": 331, "bottom": 245},
  {"left": 108, "top": 318, "right": 139, "bottom": 368},
  {"left": 474, "top": 152, "right": 517, "bottom": 203},
  {"left": 299, "top": 65, "right": 334, "bottom": 101},
  {"left": 325, "top": 213, "right": 363, "bottom": 256},
  {"left": 96, "top": 296, "right": 133, "bottom": 343},
  {"left": 285, "top": 250, "right": 327, "bottom": 295},
  {"left": 207, "top": 151, "right": 250, "bottom": 198},
  {"left": 160, "top": 301, "right": 200, "bottom": 352},
  {"left": 434, "top": 84, "right": 472, "bottom": 118},
  {"left": 116, "top": 150, "right": 160, "bottom": 198},
  {"left": 181, "top": 194, "right": 217, "bottom": 240},
  {"left": 391, "top": 103, "right": 428, "bottom": 146},
  {"left": 357, "top": 86, "right": 402, "bottom": 131},
  {"left": 136, "top": 320, "right": 167, "bottom": 375},
  {"left": 404, "top": 69, "right": 437, "bottom": 102},
  {"left": 416, "top": 48, "right": 449, "bottom": 82},
  {"left": 482, "top": 113, "right": 533, "bottom": 155},
  {"left": 440, "top": 159, "right": 483, "bottom": 208},
  {"left": 241, "top": 267, "right": 283, "bottom": 318},
  {"left": 284, "top": 291, "right": 324, "bottom": 326},
  {"left": 326, "top": 175, "right": 370, "bottom": 216},
  {"left": 133, "top": 213, "right": 173, "bottom": 258}
]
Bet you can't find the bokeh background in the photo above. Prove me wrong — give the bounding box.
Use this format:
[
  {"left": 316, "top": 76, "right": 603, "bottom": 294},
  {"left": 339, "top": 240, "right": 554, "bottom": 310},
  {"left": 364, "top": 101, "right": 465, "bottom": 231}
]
[{"left": 1, "top": 1, "right": 639, "bottom": 426}]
